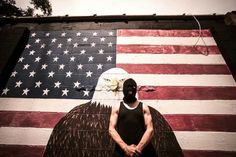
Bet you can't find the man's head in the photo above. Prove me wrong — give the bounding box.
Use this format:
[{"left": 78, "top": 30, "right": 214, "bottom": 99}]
[{"left": 123, "top": 78, "right": 137, "bottom": 104}]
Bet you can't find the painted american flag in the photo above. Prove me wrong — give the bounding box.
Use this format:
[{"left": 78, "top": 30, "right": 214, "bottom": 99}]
[{"left": 1, "top": 29, "right": 236, "bottom": 157}]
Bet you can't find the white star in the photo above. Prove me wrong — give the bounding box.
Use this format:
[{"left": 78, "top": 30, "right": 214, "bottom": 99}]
[
  {"left": 61, "top": 32, "right": 66, "bottom": 37},
  {"left": 73, "top": 81, "right": 81, "bottom": 88},
  {"left": 47, "top": 50, "right": 52, "bottom": 55},
  {"left": 53, "top": 57, "right": 59, "bottom": 62},
  {"left": 23, "top": 64, "right": 30, "bottom": 70},
  {"left": 54, "top": 81, "right": 61, "bottom": 88},
  {"left": 107, "top": 56, "right": 112, "bottom": 62},
  {"left": 35, "top": 38, "right": 41, "bottom": 43},
  {"left": 35, "top": 81, "right": 42, "bottom": 88},
  {"left": 29, "top": 71, "right": 36, "bottom": 77},
  {"left": 67, "top": 38, "right": 72, "bottom": 42},
  {"left": 25, "top": 44, "right": 31, "bottom": 49},
  {"left": 91, "top": 42, "right": 96, "bottom": 47},
  {"left": 93, "top": 32, "right": 98, "bottom": 36},
  {"left": 48, "top": 71, "right": 55, "bottom": 78},
  {"left": 88, "top": 56, "right": 94, "bottom": 62},
  {"left": 107, "top": 56, "right": 112, "bottom": 61},
  {"left": 57, "top": 43, "right": 62, "bottom": 48},
  {"left": 62, "top": 88, "right": 69, "bottom": 96},
  {"left": 22, "top": 88, "right": 30, "bottom": 95},
  {"left": 83, "top": 37, "right": 88, "bottom": 42},
  {"left": 31, "top": 32, "right": 36, "bottom": 37},
  {"left": 45, "top": 33, "right": 50, "bottom": 37},
  {"left": 43, "top": 88, "right": 50, "bottom": 96},
  {"left": 18, "top": 57, "right": 24, "bottom": 62},
  {"left": 63, "top": 49, "right": 69, "bottom": 55},
  {"left": 51, "top": 38, "right": 57, "bottom": 43},
  {"left": 83, "top": 89, "right": 90, "bottom": 96},
  {"left": 35, "top": 57, "right": 41, "bottom": 62},
  {"left": 15, "top": 80, "right": 23, "bottom": 88},
  {"left": 29, "top": 50, "right": 35, "bottom": 55},
  {"left": 10, "top": 71, "right": 17, "bottom": 77},
  {"left": 70, "top": 56, "right": 75, "bottom": 62},
  {"left": 2, "top": 88, "right": 10, "bottom": 95},
  {"left": 100, "top": 37, "right": 105, "bottom": 42},
  {"left": 98, "top": 49, "right": 104, "bottom": 54},
  {"left": 97, "top": 64, "right": 103, "bottom": 70},
  {"left": 108, "top": 42, "right": 113, "bottom": 47},
  {"left": 76, "top": 32, "right": 81, "bottom": 36},
  {"left": 109, "top": 31, "right": 114, "bottom": 36},
  {"left": 73, "top": 43, "right": 78, "bottom": 47},
  {"left": 66, "top": 71, "right": 72, "bottom": 77},
  {"left": 80, "top": 49, "right": 86, "bottom": 54},
  {"left": 59, "top": 64, "right": 65, "bottom": 70},
  {"left": 41, "top": 64, "right": 48, "bottom": 70},
  {"left": 40, "top": 44, "right": 46, "bottom": 48},
  {"left": 86, "top": 71, "right": 93, "bottom": 77},
  {"left": 77, "top": 64, "right": 83, "bottom": 70}
]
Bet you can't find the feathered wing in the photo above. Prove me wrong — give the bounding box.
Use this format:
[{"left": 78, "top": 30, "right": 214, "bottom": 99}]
[
  {"left": 43, "top": 102, "right": 114, "bottom": 157},
  {"left": 149, "top": 106, "right": 184, "bottom": 157}
]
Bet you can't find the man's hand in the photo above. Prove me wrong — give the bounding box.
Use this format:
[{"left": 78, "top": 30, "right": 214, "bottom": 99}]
[{"left": 124, "top": 144, "right": 141, "bottom": 157}]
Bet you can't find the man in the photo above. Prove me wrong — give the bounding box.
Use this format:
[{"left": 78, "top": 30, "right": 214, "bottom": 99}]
[{"left": 109, "top": 78, "right": 157, "bottom": 157}]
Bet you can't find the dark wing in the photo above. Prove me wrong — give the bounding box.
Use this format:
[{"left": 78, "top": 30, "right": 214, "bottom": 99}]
[
  {"left": 149, "top": 106, "right": 184, "bottom": 157},
  {"left": 43, "top": 102, "right": 114, "bottom": 157}
]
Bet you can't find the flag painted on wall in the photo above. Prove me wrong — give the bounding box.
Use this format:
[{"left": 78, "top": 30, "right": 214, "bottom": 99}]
[{"left": 1, "top": 29, "right": 236, "bottom": 157}]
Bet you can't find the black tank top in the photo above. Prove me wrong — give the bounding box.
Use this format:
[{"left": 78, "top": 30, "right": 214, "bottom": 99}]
[
  {"left": 117, "top": 102, "right": 145, "bottom": 145},
  {"left": 113, "top": 102, "right": 157, "bottom": 157}
]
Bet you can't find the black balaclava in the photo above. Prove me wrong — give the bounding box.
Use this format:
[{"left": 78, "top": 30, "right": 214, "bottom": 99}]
[{"left": 123, "top": 78, "right": 137, "bottom": 104}]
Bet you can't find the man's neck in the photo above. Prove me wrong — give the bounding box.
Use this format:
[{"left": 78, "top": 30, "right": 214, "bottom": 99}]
[{"left": 124, "top": 100, "right": 139, "bottom": 108}]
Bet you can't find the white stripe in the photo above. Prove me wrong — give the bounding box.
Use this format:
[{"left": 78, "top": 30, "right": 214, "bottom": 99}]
[
  {"left": 1, "top": 98, "right": 236, "bottom": 115},
  {"left": 0, "top": 98, "right": 89, "bottom": 112},
  {"left": 1, "top": 127, "right": 236, "bottom": 151},
  {"left": 117, "top": 37, "right": 217, "bottom": 46},
  {"left": 117, "top": 54, "right": 226, "bottom": 65},
  {"left": 147, "top": 100, "right": 236, "bottom": 115},
  {"left": 175, "top": 131, "right": 236, "bottom": 151},
  {"left": 130, "top": 74, "right": 236, "bottom": 87},
  {"left": 0, "top": 127, "right": 52, "bottom": 146}
]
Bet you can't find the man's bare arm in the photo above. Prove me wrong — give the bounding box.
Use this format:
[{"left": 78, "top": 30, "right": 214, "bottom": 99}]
[
  {"left": 136, "top": 104, "right": 154, "bottom": 153},
  {"left": 108, "top": 105, "right": 128, "bottom": 150}
]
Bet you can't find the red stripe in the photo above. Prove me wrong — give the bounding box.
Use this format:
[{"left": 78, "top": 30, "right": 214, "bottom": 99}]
[
  {"left": 184, "top": 150, "right": 236, "bottom": 157},
  {"left": 164, "top": 115, "right": 236, "bottom": 132},
  {"left": 117, "top": 45, "right": 220, "bottom": 54},
  {"left": 0, "top": 145, "right": 45, "bottom": 157},
  {"left": 138, "top": 86, "right": 236, "bottom": 100},
  {"left": 117, "top": 64, "right": 230, "bottom": 74},
  {"left": 1, "top": 111, "right": 236, "bottom": 132},
  {"left": 0, "top": 145, "right": 236, "bottom": 157},
  {"left": 118, "top": 29, "right": 213, "bottom": 37},
  {"left": 0, "top": 111, "right": 65, "bottom": 128}
]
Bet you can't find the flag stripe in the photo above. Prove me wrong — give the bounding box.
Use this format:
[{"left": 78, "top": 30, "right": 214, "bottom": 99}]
[
  {"left": 1, "top": 111, "right": 236, "bottom": 132},
  {"left": 183, "top": 150, "right": 236, "bottom": 157},
  {"left": 117, "top": 29, "right": 213, "bottom": 37},
  {"left": 131, "top": 74, "right": 236, "bottom": 87},
  {"left": 164, "top": 114, "right": 236, "bottom": 132},
  {"left": 117, "top": 45, "right": 220, "bottom": 54},
  {"left": 1, "top": 98, "right": 236, "bottom": 115},
  {"left": 0, "top": 145, "right": 44, "bottom": 157},
  {"left": 1, "top": 145, "right": 236, "bottom": 157},
  {"left": 117, "top": 64, "right": 230, "bottom": 74},
  {"left": 0, "top": 111, "right": 65, "bottom": 128},
  {"left": 1, "top": 127, "right": 236, "bottom": 151},
  {"left": 175, "top": 131, "right": 236, "bottom": 151},
  {"left": 117, "top": 37, "right": 217, "bottom": 46},
  {"left": 138, "top": 86, "right": 236, "bottom": 100},
  {"left": 117, "top": 54, "right": 226, "bottom": 64}
]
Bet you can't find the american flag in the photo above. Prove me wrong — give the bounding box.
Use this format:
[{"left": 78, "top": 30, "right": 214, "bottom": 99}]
[{"left": 1, "top": 29, "right": 236, "bottom": 157}]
